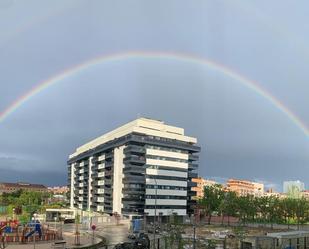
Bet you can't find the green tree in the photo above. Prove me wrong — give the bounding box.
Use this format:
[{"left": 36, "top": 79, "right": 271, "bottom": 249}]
[
  {"left": 236, "top": 195, "right": 257, "bottom": 225},
  {"left": 198, "top": 184, "right": 225, "bottom": 225},
  {"left": 219, "top": 191, "right": 238, "bottom": 226},
  {"left": 281, "top": 198, "right": 295, "bottom": 228},
  {"left": 267, "top": 196, "right": 282, "bottom": 228},
  {"left": 294, "top": 197, "right": 309, "bottom": 229},
  {"left": 256, "top": 196, "right": 269, "bottom": 225}
]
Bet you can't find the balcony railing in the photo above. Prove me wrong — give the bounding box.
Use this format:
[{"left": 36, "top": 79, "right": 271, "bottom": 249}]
[
  {"left": 124, "top": 145, "right": 145, "bottom": 154},
  {"left": 123, "top": 156, "right": 146, "bottom": 165},
  {"left": 188, "top": 154, "right": 199, "bottom": 161}
]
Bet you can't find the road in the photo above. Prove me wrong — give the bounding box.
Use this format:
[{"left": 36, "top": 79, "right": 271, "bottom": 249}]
[{"left": 60, "top": 222, "right": 131, "bottom": 247}]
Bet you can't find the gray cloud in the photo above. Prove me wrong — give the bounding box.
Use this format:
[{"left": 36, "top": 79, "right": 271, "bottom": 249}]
[{"left": 0, "top": 0, "right": 308, "bottom": 190}]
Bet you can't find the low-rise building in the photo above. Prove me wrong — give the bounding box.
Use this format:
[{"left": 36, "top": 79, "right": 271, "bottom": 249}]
[
  {"left": 192, "top": 177, "right": 217, "bottom": 198},
  {"left": 263, "top": 188, "right": 286, "bottom": 199},
  {"left": 226, "top": 179, "right": 264, "bottom": 197},
  {"left": 48, "top": 186, "right": 69, "bottom": 195},
  {"left": 0, "top": 182, "right": 47, "bottom": 194},
  {"left": 301, "top": 190, "right": 309, "bottom": 199}
]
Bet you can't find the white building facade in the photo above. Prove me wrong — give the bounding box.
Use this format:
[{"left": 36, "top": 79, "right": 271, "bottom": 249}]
[
  {"left": 283, "top": 180, "right": 305, "bottom": 195},
  {"left": 68, "top": 118, "right": 200, "bottom": 218}
]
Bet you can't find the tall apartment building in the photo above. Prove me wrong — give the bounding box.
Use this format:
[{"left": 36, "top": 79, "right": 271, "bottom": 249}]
[
  {"left": 226, "top": 179, "right": 264, "bottom": 197},
  {"left": 283, "top": 180, "right": 305, "bottom": 194},
  {"left": 67, "top": 118, "right": 200, "bottom": 219}
]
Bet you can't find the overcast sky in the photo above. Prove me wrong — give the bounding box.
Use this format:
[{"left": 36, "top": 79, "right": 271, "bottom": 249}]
[{"left": 0, "top": 0, "right": 308, "bottom": 190}]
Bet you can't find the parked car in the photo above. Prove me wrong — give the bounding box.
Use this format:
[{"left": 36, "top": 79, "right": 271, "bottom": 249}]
[
  {"left": 63, "top": 218, "right": 75, "bottom": 224},
  {"left": 114, "top": 242, "right": 135, "bottom": 249},
  {"left": 115, "top": 234, "right": 150, "bottom": 249},
  {"left": 147, "top": 226, "right": 160, "bottom": 234},
  {"left": 127, "top": 233, "right": 137, "bottom": 240}
]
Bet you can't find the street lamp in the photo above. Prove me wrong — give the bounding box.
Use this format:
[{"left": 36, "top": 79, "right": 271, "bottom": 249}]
[
  {"left": 33, "top": 213, "right": 38, "bottom": 249},
  {"left": 193, "top": 222, "right": 196, "bottom": 249},
  {"left": 143, "top": 212, "right": 148, "bottom": 232},
  {"left": 54, "top": 216, "right": 57, "bottom": 240},
  {"left": 12, "top": 208, "right": 15, "bottom": 221},
  {"left": 142, "top": 171, "right": 159, "bottom": 249},
  {"left": 153, "top": 177, "right": 157, "bottom": 249},
  {"left": 144, "top": 173, "right": 158, "bottom": 249}
]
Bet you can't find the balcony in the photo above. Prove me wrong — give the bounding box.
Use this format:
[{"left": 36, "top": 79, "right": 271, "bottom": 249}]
[
  {"left": 188, "top": 190, "right": 197, "bottom": 196},
  {"left": 93, "top": 188, "right": 104, "bottom": 195},
  {"left": 130, "top": 134, "right": 200, "bottom": 152},
  {"left": 123, "top": 174, "right": 145, "bottom": 183},
  {"left": 104, "top": 188, "right": 112, "bottom": 194},
  {"left": 105, "top": 161, "right": 113, "bottom": 168},
  {"left": 122, "top": 198, "right": 144, "bottom": 205},
  {"left": 105, "top": 171, "right": 113, "bottom": 177},
  {"left": 105, "top": 152, "right": 113, "bottom": 159},
  {"left": 188, "top": 172, "right": 198, "bottom": 178},
  {"left": 124, "top": 145, "right": 145, "bottom": 154},
  {"left": 98, "top": 163, "right": 105, "bottom": 169},
  {"left": 188, "top": 163, "right": 198, "bottom": 170},
  {"left": 188, "top": 154, "right": 199, "bottom": 161},
  {"left": 80, "top": 160, "right": 89, "bottom": 166},
  {"left": 187, "top": 199, "right": 197, "bottom": 206},
  {"left": 123, "top": 188, "right": 145, "bottom": 194},
  {"left": 123, "top": 155, "right": 146, "bottom": 165},
  {"left": 123, "top": 165, "right": 145, "bottom": 174},
  {"left": 104, "top": 179, "right": 112, "bottom": 186},
  {"left": 187, "top": 181, "right": 197, "bottom": 188},
  {"left": 93, "top": 197, "right": 104, "bottom": 203}
]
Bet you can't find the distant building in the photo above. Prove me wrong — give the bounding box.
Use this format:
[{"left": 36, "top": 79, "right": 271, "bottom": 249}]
[
  {"left": 68, "top": 117, "right": 200, "bottom": 218},
  {"left": 48, "top": 186, "right": 69, "bottom": 195},
  {"left": 283, "top": 180, "right": 305, "bottom": 196},
  {"left": 192, "top": 177, "right": 217, "bottom": 198},
  {"left": 301, "top": 190, "right": 309, "bottom": 200},
  {"left": 252, "top": 182, "right": 264, "bottom": 197},
  {"left": 226, "top": 179, "right": 264, "bottom": 197},
  {"left": 0, "top": 182, "right": 47, "bottom": 194},
  {"left": 263, "top": 188, "right": 286, "bottom": 199}
]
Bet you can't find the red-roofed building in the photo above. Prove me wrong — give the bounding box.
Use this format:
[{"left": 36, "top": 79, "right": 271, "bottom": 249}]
[{"left": 0, "top": 182, "right": 47, "bottom": 194}]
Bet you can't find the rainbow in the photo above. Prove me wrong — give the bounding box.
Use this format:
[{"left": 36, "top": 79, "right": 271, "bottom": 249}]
[{"left": 0, "top": 51, "right": 308, "bottom": 137}]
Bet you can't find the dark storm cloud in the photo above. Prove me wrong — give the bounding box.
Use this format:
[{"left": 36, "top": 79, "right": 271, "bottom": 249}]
[{"left": 0, "top": 0, "right": 308, "bottom": 190}]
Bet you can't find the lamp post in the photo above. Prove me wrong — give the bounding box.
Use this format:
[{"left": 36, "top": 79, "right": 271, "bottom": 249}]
[
  {"left": 54, "top": 216, "right": 57, "bottom": 240},
  {"left": 153, "top": 177, "right": 158, "bottom": 249},
  {"left": 33, "top": 213, "right": 38, "bottom": 249},
  {"left": 143, "top": 212, "right": 148, "bottom": 232},
  {"left": 142, "top": 169, "right": 159, "bottom": 249},
  {"left": 12, "top": 208, "right": 15, "bottom": 221},
  {"left": 193, "top": 223, "right": 196, "bottom": 249}
]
